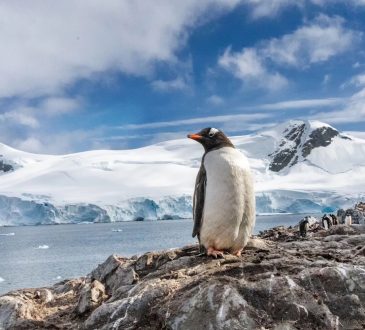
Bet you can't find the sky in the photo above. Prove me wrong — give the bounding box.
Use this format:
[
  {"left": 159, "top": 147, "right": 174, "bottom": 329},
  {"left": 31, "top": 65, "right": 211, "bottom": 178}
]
[{"left": 1, "top": 0, "right": 365, "bottom": 154}]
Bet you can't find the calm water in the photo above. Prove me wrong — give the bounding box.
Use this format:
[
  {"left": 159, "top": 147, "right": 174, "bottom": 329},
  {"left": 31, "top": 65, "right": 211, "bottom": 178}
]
[{"left": 0, "top": 214, "right": 301, "bottom": 294}]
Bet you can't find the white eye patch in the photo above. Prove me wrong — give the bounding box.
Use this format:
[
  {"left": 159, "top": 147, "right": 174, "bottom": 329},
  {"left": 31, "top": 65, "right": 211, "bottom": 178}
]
[{"left": 208, "top": 128, "right": 219, "bottom": 137}]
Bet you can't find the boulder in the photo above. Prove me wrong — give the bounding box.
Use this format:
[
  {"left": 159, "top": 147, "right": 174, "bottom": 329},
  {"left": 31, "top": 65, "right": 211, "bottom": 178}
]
[{"left": 76, "top": 280, "right": 107, "bottom": 315}]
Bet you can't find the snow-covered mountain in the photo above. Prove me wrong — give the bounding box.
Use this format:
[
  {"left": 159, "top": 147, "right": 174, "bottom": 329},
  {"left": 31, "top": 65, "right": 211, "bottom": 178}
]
[{"left": 0, "top": 120, "right": 364, "bottom": 225}]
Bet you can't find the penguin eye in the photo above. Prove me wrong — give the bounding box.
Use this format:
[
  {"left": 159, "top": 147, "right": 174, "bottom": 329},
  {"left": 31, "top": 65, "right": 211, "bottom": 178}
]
[{"left": 208, "top": 128, "right": 219, "bottom": 137}]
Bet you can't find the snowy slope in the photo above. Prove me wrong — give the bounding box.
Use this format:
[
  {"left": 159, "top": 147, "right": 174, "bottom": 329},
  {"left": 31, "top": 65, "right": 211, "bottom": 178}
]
[{"left": 0, "top": 120, "right": 364, "bottom": 225}]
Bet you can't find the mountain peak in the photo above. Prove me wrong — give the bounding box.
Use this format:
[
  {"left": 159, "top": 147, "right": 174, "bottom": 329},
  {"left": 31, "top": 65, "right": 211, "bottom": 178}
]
[{"left": 268, "top": 119, "right": 347, "bottom": 172}]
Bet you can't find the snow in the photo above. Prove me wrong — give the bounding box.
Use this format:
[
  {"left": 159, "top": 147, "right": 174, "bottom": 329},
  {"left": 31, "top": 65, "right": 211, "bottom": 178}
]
[
  {"left": 307, "top": 136, "right": 365, "bottom": 173},
  {"left": 0, "top": 120, "right": 364, "bottom": 225}
]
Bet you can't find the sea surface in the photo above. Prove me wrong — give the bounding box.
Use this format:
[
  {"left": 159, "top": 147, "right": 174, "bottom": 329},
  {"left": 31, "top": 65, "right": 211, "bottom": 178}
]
[{"left": 0, "top": 214, "right": 302, "bottom": 294}]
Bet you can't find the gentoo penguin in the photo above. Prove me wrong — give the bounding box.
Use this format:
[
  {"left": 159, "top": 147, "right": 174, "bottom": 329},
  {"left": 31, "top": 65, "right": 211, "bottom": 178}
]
[
  {"left": 330, "top": 214, "right": 338, "bottom": 226},
  {"left": 299, "top": 217, "right": 310, "bottom": 237},
  {"left": 187, "top": 127, "right": 255, "bottom": 257},
  {"left": 299, "top": 216, "right": 318, "bottom": 237},
  {"left": 321, "top": 214, "right": 332, "bottom": 230}
]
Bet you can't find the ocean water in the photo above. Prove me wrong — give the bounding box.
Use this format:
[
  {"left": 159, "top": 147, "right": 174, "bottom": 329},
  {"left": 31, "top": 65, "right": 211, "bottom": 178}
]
[{"left": 0, "top": 214, "right": 301, "bottom": 295}]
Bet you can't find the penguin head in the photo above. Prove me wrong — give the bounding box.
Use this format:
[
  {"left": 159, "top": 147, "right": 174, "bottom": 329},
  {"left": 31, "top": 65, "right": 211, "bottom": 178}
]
[{"left": 187, "top": 127, "right": 234, "bottom": 152}]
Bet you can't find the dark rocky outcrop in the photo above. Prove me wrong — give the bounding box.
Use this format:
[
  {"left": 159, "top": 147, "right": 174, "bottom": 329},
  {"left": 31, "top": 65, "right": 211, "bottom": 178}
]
[
  {"left": 0, "top": 159, "right": 13, "bottom": 173},
  {"left": 268, "top": 122, "right": 348, "bottom": 173},
  {"left": 301, "top": 126, "right": 339, "bottom": 157},
  {"left": 1, "top": 225, "right": 365, "bottom": 329},
  {"left": 269, "top": 123, "right": 305, "bottom": 172}
]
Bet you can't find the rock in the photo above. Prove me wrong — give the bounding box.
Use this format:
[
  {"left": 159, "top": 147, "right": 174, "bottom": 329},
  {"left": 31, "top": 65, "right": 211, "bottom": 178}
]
[
  {"left": 76, "top": 280, "right": 107, "bottom": 315},
  {"left": 90, "top": 254, "right": 125, "bottom": 282},
  {"left": 0, "top": 225, "right": 365, "bottom": 329},
  {"left": 245, "top": 238, "right": 271, "bottom": 250},
  {"left": 34, "top": 289, "right": 53, "bottom": 304},
  {"left": 0, "top": 160, "right": 13, "bottom": 173},
  {"left": 0, "top": 295, "right": 35, "bottom": 329},
  {"left": 105, "top": 264, "right": 138, "bottom": 294}
]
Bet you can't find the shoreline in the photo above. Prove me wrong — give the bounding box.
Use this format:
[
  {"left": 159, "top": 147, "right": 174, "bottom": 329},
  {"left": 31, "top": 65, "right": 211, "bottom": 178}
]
[{"left": 1, "top": 224, "right": 365, "bottom": 329}]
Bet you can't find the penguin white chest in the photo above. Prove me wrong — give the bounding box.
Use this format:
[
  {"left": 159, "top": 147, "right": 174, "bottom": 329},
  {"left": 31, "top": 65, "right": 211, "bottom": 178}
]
[{"left": 200, "top": 147, "right": 255, "bottom": 251}]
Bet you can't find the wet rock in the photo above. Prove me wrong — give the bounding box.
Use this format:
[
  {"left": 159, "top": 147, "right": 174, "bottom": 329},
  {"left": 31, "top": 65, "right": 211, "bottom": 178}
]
[{"left": 0, "top": 225, "right": 364, "bottom": 329}]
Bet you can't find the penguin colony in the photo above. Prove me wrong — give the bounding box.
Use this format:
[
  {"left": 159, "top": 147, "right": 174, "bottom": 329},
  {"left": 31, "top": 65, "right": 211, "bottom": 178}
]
[
  {"left": 300, "top": 214, "right": 339, "bottom": 237},
  {"left": 187, "top": 127, "right": 255, "bottom": 257}
]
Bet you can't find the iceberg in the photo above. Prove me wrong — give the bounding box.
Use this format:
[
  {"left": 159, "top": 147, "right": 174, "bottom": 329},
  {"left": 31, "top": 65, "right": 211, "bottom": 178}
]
[{"left": 36, "top": 245, "right": 49, "bottom": 249}]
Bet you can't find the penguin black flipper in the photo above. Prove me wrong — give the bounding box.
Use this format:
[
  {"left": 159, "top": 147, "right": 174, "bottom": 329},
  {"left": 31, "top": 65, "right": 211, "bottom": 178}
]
[{"left": 192, "top": 163, "right": 206, "bottom": 243}]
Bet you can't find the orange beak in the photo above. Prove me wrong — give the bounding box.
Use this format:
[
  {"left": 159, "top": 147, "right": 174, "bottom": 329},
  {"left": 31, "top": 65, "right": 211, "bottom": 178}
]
[{"left": 187, "top": 133, "right": 202, "bottom": 141}]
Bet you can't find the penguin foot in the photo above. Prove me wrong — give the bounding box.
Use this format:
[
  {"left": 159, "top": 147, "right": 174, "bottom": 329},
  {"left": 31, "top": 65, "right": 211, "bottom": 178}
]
[
  {"left": 232, "top": 249, "right": 243, "bottom": 257},
  {"left": 207, "top": 247, "right": 224, "bottom": 258}
]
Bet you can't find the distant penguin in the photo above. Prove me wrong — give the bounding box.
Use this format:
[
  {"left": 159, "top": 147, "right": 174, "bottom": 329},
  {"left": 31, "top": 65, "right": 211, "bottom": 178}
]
[
  {"left": 322, "top": 214, "right": 332, "bottom": 230},
  {"left": 188, "top": 127, "right": 255, "bottom": 257},
  {"left": 299, "top": 216, "right": 317, "bottom": 237},
  {"left": 299, "top": 217, "right": 310, "bottom": 237},
  {"left": 345, "top": 214, "right": 352, "bottom": 225},
  {"left": 330, "top": 214, "right": 338, "bottom": 225}
]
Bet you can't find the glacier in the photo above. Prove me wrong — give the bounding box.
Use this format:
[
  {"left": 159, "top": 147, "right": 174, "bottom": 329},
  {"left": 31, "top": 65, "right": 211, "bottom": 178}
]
[
  {"left": 0, "top": 119, "right": 364, "bottom": 226},
  {"left": 0, "top": 191, "right": 359, "bottom": 225}
]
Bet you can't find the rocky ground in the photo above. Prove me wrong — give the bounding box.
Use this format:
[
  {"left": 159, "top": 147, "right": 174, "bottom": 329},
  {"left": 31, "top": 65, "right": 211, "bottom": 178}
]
[{"left": 1, "top": 224, "right": 365, "bottom": 330}]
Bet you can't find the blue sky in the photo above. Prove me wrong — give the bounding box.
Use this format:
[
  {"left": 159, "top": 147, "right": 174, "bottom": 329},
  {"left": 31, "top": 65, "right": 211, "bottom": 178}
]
[{"left": 1, "top": 1, "right": 365, "bottom": 153}]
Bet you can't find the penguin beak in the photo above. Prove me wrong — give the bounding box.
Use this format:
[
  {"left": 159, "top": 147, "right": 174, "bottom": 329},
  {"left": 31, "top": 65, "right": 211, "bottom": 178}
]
[{"left": 187, "top": 133, "right": 202, "bottom": 141}]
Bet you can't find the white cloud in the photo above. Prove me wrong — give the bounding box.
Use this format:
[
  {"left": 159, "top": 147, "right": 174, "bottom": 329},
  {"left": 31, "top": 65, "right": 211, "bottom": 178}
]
[
  {"left": 151, "top": 77, "right": 190, "bottom": 92},
  {"left": 219, "top": 15, "right": 360, "bottom": 88},
  {"left": 117, "top": 112, "right": 271, "bottom": 130},
  {"left": 219, "top": 48, "right": 287, "bottom": 90},
  {"left": 340, "top": 72, "right": 365, "bottom": 89},
  {"left": 322, "top": 74, "right": 331, "bottom": 85},
  {"left": 0, "top": 110, "right": 39, "bottom": 128},
  {"left": 246, "top": 0, "right": 303, "bottom": 19},
  {"left": 263, "top": 15, "right": 360, "bottom": 67},
  {"left": 0, "top": 96, "right": 85, "bottom": 153},
  {"left": 245, "top": 0, "right": 365, "bottom": 19},
  {"left": 206, "top": 95, "right": 224, "bottom": 106},
  {"left": 9, "top": 128, "right": 108, "bottom": 154},
  {"left": 0, "top": 1, "right": 241, "bottom": 99},
  {"left": 253, "top": 97, "right": 346, "bottom": 110},
  {"left": 313, "top": 88, "right": 365, "bottom": 124},
  {"left": 0, "top": 96, "right": 81, "bottom": 129},
  {"left": 14, "top": 137, "right": 44, "bottom": 154},
  {"left": 349, "top": 73, "right": 365, "bottom": 87},
  {"left": 40, "top": 97, "right": 81, "bottom": 116}
]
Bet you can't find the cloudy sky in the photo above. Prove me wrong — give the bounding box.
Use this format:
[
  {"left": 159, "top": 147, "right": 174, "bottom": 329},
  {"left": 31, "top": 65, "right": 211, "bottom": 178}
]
[{"left": 1, "top": 0, "right": 365, "bottom": 154}]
